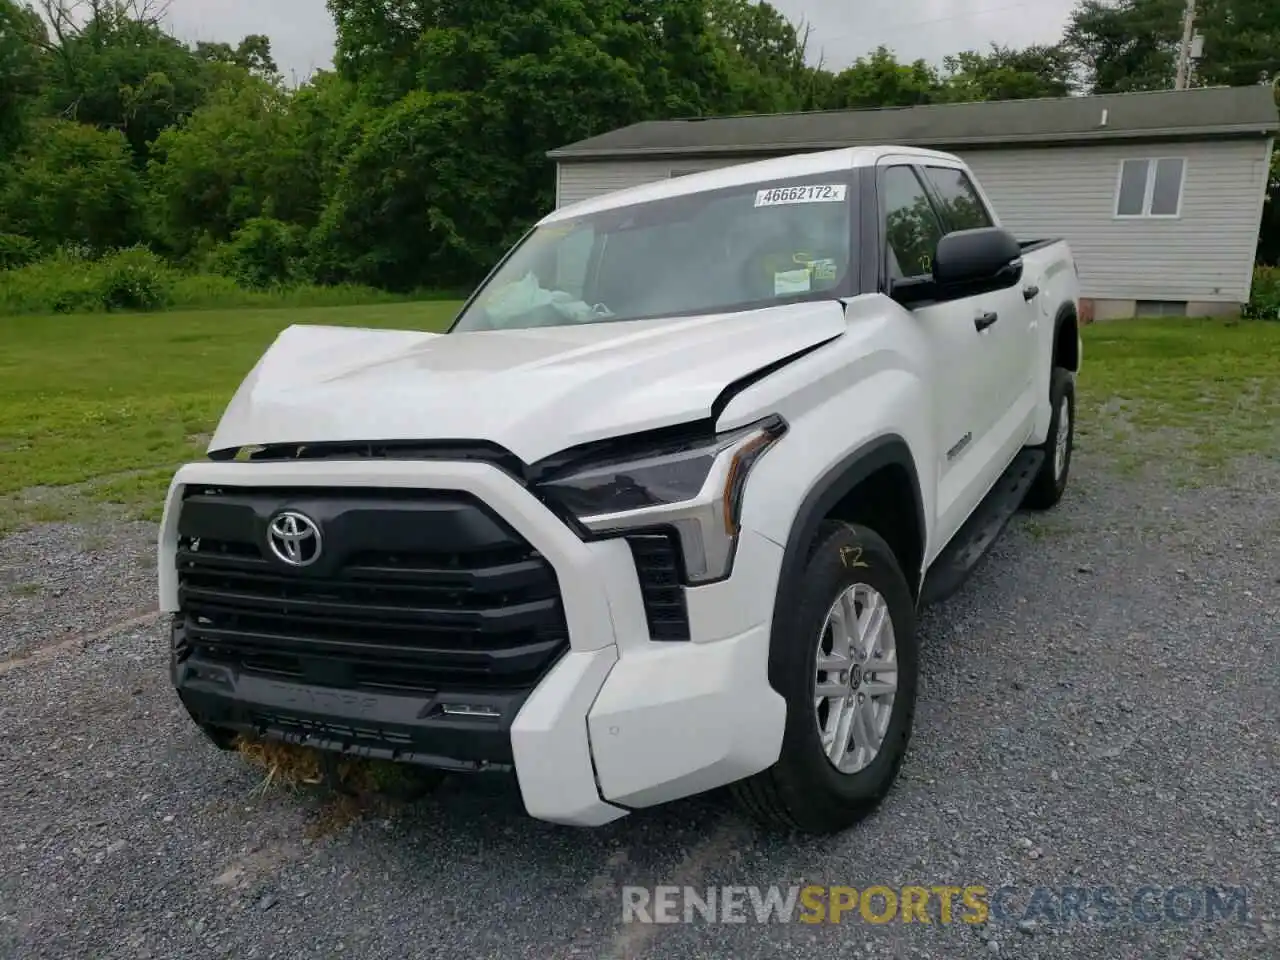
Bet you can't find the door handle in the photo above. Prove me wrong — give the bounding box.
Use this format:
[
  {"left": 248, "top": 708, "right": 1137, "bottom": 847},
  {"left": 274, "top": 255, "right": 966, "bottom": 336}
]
[
  {"left": 1022, "top": 285, "right": 1040, "bottom": 301},
  {"left": 974, "top": 311, "right": 999, "bottom": 331}
]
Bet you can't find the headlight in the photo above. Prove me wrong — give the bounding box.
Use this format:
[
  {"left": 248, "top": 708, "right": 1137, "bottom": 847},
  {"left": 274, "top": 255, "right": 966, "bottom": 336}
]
[{"left": 535, "top": 415, "right": 787, "bottom": 584}]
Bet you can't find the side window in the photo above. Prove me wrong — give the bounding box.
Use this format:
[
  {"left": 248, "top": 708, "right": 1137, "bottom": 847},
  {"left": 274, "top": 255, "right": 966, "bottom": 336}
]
[
  {"left": 922, "top": 166, "right": 995, "bottom": 232},
  {"left": 881, "top": 165, "right": 946, "bottom": 280}
]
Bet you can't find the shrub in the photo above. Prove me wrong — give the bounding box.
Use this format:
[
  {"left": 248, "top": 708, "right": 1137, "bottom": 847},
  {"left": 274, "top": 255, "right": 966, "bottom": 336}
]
[
  {"left": 0, "top": 234, "right": 39, "bottom": 271},
  {"left": 1243, "top": 265, "right": 1280, "bottom": 321},
  {"left": 96, "top": 247, "right": 176, "bottom": 311},
  {"left": 0, "top": 247, "right": 174, "bottom": 314},
  {"left": 167, "top": 272, "right": 409, "bottom": 310},
  {"left": 167, "top": 271, "right": 250, "bottom": 306},
  {"left": 212, "top": 217, "right": 306, "bottom": 289},
  {"left": 0, "top": 252, "right": 101, "bottom": 314},
  {"left": 0, "top": 248, "right": 433, "bottom": 315},
  {"left": 53, "top": 241, "right": 94, "bottom": 261}
]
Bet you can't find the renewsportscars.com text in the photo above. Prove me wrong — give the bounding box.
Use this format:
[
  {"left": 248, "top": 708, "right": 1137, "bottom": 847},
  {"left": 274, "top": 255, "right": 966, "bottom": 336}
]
[{"left": 621, "top": 884, "right": 1251, "bottom": 927}]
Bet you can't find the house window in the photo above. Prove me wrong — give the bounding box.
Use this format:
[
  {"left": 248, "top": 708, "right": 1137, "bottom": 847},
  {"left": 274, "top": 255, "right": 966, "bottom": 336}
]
[{"left": 1115, "top": 158, "right": 1186, "bottom": 218}]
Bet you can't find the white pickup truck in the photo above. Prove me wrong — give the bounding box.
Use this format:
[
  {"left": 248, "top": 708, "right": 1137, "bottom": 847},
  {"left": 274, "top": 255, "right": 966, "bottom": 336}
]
[{"left": 159, "top": 145, "right": 1081, "bottom": 835}]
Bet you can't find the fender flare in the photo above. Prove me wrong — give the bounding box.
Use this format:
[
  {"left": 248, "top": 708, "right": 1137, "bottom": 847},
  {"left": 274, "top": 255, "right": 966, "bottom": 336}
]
[
  {"left": 766, "top": 434, "right": 926, "bottom": 690},
  {"left": 1052, "top": 302, "right": 1080, "bottom": 371}
]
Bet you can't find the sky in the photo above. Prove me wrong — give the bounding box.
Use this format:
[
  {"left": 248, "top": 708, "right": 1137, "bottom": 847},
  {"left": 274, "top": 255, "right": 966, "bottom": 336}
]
[{"left": 161, "top": 0, "right": 1081, "bottom": 84}]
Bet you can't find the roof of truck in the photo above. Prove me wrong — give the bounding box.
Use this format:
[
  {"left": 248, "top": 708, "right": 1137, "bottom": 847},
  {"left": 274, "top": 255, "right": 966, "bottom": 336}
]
[
  {"left": 540, "top": 145, "right": 960, "bottom": 223},
  {"left": 548, "top": 85, "right": 1280, "bottom": 161}
]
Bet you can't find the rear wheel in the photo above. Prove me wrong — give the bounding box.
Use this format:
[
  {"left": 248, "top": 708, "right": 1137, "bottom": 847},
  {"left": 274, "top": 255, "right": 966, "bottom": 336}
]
[
  {"left": 1023, "top": 366, "right": 1075, "bottom": 511},
  {"left": 731, "top": 522, "right": 918, "bottom": 834}
]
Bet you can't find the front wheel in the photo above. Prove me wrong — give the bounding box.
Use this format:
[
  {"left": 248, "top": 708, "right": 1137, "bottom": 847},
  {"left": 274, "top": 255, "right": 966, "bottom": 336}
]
[
  {"left": 731, "top": 522, "right": 918, "bottom": 834},
  {"left": 1022, "top": 366, "right": 1075, "bottom": 511}
]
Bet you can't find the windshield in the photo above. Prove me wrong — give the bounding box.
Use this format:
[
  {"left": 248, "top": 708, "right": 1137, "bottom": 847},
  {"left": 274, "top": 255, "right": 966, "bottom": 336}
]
[{"left": 451, "top": 175, "right": 856, "bottom": 331}]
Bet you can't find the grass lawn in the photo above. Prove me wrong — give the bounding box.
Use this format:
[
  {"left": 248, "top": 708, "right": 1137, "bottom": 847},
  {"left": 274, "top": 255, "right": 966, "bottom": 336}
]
[
  {"left": 1073, "top": 317, "right": 1280, "bottom": 475},
  {"left": 0, "top": 301, "right": 461, "bottom": 535},
  {"left": 1, "top": 308, "right": 1278, "bottom": 537}
]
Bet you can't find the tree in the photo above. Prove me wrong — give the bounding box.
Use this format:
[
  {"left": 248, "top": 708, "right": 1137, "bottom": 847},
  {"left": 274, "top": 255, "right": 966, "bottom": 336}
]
[
  {"left": 825, "top": 47, "right": 944, "bottom": 109},
  {"left": 1063, "top": 0, "right": 1184, "bottom": 93},
  {"left": 1064, "top": 0, "right": 1280, "bottom": 92},
  {"left": 942, "top": 44, "right": 1075, "bottom": 101},
  {"left": 287, "top": 69, "right": 377, "bottom": 211},
  {"left": 311, "top": 90, "right": 522, "bottom": 290},
  {"left": 194, "top": 34, "right": 278, "bottom": 79},
  {"left": 326, "top": 0, "right": 433, "bottom": 103},
  {"left": 33, "top": 0, "right": 212, "bottom": 161},
  {"left": 147, "top": 76, "right": 319, "bottom": 256},
  {"left": 1190, "top": 0, "right": 1280, "bottom": 87},
  {"left": 0, "top": 0, "right": 48, "bottom": 156},
  {"left": 706, "top": 0, "right": 827, "bottom": 111},
  {"left": 0, "top": 118, "right": 145, "bottom": 250},
  {"left": 320, "top": 0, "right": 787, "bottom": 282},
  {"left": 1258, "top": 119, "right": 1280, "bottom": 265}
]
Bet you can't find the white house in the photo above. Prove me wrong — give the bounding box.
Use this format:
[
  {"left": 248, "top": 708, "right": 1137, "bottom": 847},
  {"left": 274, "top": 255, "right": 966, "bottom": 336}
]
[{"left": 548, "top": 86, "right": 1279, "bottom": 319}]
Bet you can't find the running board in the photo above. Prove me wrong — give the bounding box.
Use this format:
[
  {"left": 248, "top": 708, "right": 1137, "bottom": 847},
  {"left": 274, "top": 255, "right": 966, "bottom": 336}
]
[{"left": 918, "top": 449, "right": 1044, "bottom": 608}]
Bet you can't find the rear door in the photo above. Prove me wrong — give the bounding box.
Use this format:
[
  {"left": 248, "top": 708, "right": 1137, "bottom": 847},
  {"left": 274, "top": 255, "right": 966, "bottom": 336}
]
[
  {"left": 919, "top": 162, "right": 1038, "bottom": 436},
  {"left": 876, "top": 160, "right": 1001, "bottom": 547}
]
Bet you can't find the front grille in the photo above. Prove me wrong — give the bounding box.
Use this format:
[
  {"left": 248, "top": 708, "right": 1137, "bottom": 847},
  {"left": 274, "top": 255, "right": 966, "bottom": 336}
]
[
  {"left": 254, "top": 711, "right": 414, "bottom": 749},
  {"left": 627, "top": 533, "right": 691, "bottom": 641},
  {"left": 175, "top": 487, "right": 569, "bottom": 693}
]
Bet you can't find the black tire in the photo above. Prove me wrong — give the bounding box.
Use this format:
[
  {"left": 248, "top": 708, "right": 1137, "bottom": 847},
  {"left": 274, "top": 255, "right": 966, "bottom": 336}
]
[
  {"left": 730, "top": 521, "right": 918, "bottom": 834},
  {"left": 1023, "top": 367, "right": 1075, "bottom": 511}
]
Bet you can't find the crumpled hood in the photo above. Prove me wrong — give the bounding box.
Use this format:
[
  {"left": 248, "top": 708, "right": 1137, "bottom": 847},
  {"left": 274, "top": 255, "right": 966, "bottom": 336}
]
[{"left": 208, "top": 301, "right": 847, "bottom": 463}]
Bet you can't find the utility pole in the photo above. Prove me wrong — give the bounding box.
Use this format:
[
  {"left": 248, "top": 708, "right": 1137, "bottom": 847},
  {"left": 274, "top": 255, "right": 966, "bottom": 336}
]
[{"left": 1174, "top": 0, "right": 1196, "bottom": 90}]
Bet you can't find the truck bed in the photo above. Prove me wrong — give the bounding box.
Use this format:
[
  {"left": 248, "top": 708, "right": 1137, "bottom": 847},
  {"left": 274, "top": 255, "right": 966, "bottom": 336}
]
[{"left": 1018, "top": 238, "right": 1064, "bottom": 255}]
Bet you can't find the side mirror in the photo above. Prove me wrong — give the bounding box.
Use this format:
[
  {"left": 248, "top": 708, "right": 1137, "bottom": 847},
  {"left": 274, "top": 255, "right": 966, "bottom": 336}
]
[
  {"left": 888, "top": 227, "right": 1024, "bottom": 307},
  {"left": 932, "top": 227, "right": 1024, "bottom": 295}
]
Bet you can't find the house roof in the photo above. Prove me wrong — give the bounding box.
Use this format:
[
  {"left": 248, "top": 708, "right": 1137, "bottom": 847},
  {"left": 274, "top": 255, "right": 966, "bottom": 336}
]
[{"left": 548, "top": 85, "right": 1280, "bottom": 161}]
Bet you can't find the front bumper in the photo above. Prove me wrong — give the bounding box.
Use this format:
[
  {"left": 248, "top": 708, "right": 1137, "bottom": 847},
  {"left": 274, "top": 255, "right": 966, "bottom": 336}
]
[{"left": 161, "top": 459, "right": 787, "bottom": 826}]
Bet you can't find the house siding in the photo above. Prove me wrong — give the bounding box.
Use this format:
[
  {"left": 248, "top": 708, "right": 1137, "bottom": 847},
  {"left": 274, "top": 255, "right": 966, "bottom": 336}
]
[
  {"left": 958, "top": 140, "right": 1271, "bottom": 304},
  {"left": 556, "top": 137, "right": 1273, "bottom": 305},
  {"left": 555, "top": 158, "right": 753, "bottom": 206}
]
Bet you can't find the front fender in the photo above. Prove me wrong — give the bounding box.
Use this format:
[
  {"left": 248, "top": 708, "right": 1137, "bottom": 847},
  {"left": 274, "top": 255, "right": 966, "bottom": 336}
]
[{"left": 717, "top": 301, "right": 936, "bottom": 568}]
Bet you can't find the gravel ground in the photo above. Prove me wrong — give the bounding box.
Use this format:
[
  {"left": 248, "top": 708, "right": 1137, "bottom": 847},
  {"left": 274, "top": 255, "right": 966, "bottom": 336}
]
[
  {"left": 1, "top": 446, "right": 1278, "bottom": 960},
  {"left": 0, "top": 519, "right": 158, "bottom": 661}
]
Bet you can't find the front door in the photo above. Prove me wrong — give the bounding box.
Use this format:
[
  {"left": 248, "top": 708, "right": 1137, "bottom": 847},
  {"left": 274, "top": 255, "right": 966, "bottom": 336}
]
[
  {"left": 877, "top": 161, "right": 1005, "bottom": 550},
  {"left": 918, "top": 163, "right": 1038, "bottom": 450}
]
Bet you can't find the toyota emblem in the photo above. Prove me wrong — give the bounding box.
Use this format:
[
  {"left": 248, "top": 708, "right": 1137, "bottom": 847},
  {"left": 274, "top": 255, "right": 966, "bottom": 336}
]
[{"left": 267, "top": 511, "right": 322, "bottom": 567}]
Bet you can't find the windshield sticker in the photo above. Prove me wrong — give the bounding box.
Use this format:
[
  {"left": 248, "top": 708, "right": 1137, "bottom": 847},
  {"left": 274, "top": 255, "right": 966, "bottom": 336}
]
[
  {"left": 811, "top": 258, "right": 838, "bottom": 282},
  {"left": 755, "top": 184, "right": 847, "bottom": 207},
  {"left": 774, "top": 269, "right": 812, "bottom": 296}
]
